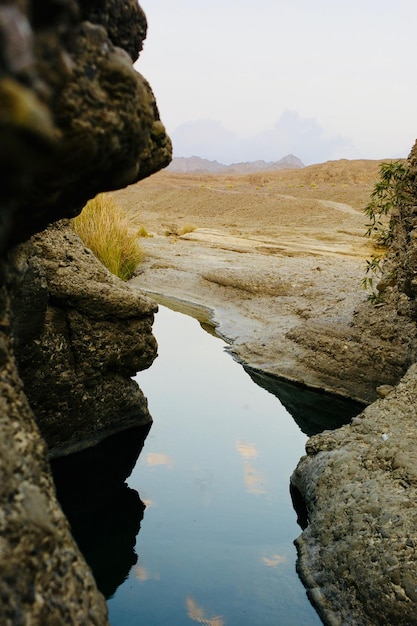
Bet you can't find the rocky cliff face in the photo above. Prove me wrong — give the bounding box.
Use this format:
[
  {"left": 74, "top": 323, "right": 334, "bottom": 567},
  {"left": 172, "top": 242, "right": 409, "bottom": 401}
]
[
  {"left": 0, "top": 0, "right": 171, "bottom": 251},
  {"left": 0, "top": 1, "right": 171, "bottom": 623},
  {"left": 291, "top": 142, "right": 417, "bottom": 625},
  {"left": 285, "top": 146, "right": 417, "bottom": 404},
  {"left": 9, "top": 221, "right": 158, "bottom": 458}
]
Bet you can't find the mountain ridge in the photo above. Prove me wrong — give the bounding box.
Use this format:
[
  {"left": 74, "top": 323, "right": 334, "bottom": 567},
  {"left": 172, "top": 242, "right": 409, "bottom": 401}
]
[{"left": 167, "top": 154, "right": 304, "bottom": 174}]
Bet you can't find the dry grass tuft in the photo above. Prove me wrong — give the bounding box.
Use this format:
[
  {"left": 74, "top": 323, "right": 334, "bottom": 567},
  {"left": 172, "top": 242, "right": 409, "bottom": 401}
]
[
  {"left": 72, "top": 193, "right": 142, "bottom": 280},
  {"left": 137, "top": 225, "right": 150, "bottom": 238},
  {"left": 178, "top": 223, "right": 197, "bottom": 235}
]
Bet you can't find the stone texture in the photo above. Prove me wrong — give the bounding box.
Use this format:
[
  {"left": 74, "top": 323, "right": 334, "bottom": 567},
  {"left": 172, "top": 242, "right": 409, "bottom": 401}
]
[
  {"left": 290, "top": 142, "right": 417, "bottom": 624},
  {"left": 0, "top": 0, "right": 171, "bottom": 251},
  {"left": 286, "top": 297, "right": 417, "bottom": 403},
  {"left": 0, "top": 0, "right": 171, "bottom": 623},
  {"left": 283, "top": 144, "right": 417, "bottom": 404},
  {"left": 291, "top": 363, "right": 417, "bottom": 625},
  {"left": 9, "top": 221, "right": 157, "bottom": 458},
  {"left": 0, "top": 274, "right": 109, "bottom": 625}
]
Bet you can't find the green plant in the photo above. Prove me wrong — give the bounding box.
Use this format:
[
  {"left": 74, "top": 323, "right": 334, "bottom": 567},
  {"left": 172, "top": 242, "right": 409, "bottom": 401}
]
[
  {"left": 364, "top": 160, "right": 411, "bottom": 246},
  {"left": 361, "top": 254, "right": 384, "bottom": 301},
  {"left": 362, "top": 160, "right": 412, "bottom": 302},
  {"left": 72, "top": 194, "right": 142, "bottom": 281}
]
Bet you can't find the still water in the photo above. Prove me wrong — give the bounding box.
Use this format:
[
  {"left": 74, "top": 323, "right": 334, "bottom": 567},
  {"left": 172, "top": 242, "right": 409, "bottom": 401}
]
[{"left": 107, "top": 305, "right": 323, "bottom": 626}]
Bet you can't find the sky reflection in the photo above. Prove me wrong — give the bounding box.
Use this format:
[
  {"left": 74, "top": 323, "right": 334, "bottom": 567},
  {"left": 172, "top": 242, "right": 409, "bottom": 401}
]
[
  {"left": 107, "top": 306, "right": 322, "bottom": 626},
  {"left": 186, "top": 597, "right": 225, "bottom": 626}
]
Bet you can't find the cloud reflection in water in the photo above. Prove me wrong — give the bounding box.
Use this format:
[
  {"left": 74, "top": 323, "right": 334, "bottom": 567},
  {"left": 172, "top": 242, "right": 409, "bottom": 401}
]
[
  {"left": 262, "top": 554, "right": 287, "bottom": 568},
  {"left": 236, "top": 439, "right": 266, "bottom": 495},
  {"left": 186, "top": 597, "right": 225, "bottom": 626},
  {"left": 146, "top": 452, "right": 173, "bottom": 468}
]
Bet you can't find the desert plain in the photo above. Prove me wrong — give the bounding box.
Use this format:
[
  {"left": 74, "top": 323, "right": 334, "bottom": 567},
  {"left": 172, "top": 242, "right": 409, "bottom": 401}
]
[{"left": 112, "top": 159, "right": 383, "bottom": 400}]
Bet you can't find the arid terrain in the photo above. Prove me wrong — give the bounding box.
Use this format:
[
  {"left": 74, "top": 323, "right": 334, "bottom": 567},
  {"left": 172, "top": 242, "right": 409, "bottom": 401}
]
[{"left": 112, "top": 159, "right": 385, "bottom": 401}]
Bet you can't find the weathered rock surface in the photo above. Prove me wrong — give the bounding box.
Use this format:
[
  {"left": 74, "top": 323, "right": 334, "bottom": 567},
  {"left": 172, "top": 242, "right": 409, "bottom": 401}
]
[
  {"left": 0, "top": 0, "right": 171, "bottom": 251},
  {"left": 291, "top": 143, "right": 417, "bottom": 625},
  {"left": 0, "top": 0, "right": 171, "bottom": 623},
  {"left": 0, "top": 272, "right": 109, "bottom": 625},
  {"left": 286, "top": 293, "right": 417, "bottom": 403},
  {"left": 287, "top": 145, "right": 417, "bottom": 404},
  {"left": 291, "top": 363, "right": 417, "bottom": 625},
  {"left": 10, "top": 221, "right": 157, "bottom": 458}
]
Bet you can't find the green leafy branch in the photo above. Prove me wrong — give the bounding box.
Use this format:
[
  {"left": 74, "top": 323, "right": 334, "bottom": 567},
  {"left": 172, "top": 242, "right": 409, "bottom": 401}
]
[
  {"left": 363, "top": 160, "right": 412, "bottom": 302},
  {"left": 364, "top": 160, "right": 411, "bottom": 246},
  {"left": 361, "top": 254, "right": 384, "bottom": 302}
]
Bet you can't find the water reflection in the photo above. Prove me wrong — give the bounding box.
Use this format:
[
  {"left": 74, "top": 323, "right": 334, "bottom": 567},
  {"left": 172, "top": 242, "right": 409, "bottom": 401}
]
[
  {"left": 245, "top": 367, "right": 365, "bottom": 436},
  {"left": 262, "top": 554, "right": 287, "bottom": 568},
  {"left": 133, "top": 564, "right": 160, "bottom": 582},
  {"left": 236, "top": 439, "right": 266, "bottom": 495},
  {"left": 186, "top": 597, "right": 225, "bottom": 626},
  {"left": 49, "top": 305, "right": 363, "bottom": 624},
  {"left": 146, "top": 452, "right": 174, "bottom": 468},
  {"left": 51, "top": 425, "right": 150, "bottom": 598}
]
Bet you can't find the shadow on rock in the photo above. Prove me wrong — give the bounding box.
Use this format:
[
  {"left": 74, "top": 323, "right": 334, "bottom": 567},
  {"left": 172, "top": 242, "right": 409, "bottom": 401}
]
[
  {"left": 245, "top": 367, "right": 365, "bottom": 436},
  {"left": 51, "top": 424, "right": 150, "bottom": 599}
]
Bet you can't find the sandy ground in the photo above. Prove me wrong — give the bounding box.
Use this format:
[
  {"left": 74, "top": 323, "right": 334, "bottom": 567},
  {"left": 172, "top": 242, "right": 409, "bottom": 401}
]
[
  {"left": 116, "top": 165, "right": 372, "bottom": 394},
  {"left": 112, "top": 165, "right": 380, "bottom": 395}
]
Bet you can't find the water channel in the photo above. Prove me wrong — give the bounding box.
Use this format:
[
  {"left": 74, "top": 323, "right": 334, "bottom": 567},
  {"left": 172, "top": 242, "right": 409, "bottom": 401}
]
[{"left": 52, "top": 304, "right": 363, "bottom": 625}]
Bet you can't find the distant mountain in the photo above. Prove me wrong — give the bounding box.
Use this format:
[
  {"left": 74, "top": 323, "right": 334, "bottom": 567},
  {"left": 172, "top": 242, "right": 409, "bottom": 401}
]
[{"left": 167, "top": 155, "right": 304, "bottom": 174}]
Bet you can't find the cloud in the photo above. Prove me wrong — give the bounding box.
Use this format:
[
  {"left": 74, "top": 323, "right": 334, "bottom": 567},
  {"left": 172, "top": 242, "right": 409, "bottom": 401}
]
[
  {"left": 171, "top": 111, "right": 355, "bottom": 165},
  {"left": 171, "top": 119, "right": 239, "bottom": 163}
]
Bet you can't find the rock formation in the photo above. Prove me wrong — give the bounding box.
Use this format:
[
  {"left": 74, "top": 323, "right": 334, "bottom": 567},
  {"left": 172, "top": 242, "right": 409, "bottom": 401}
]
[
  {"left": 10, "top": 221, "right": 158, "bottom": 458},
  {"left": 291, "top": 142, "right": 417, "bottom": 624},
  {"left": 285, "top": 147, "right": 417, "bottom": 404},
  {"left": 291, "top": 363, "right": 417, "bottom": 626},
  {"left": 0, "top": 1, "right": 171, "bottom": 623}
]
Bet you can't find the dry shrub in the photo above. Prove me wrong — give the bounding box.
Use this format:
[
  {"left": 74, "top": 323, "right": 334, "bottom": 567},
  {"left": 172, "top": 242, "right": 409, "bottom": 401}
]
[
  {"left": 137, "top": 225, "right": 150, "bottom": 237},
  {"left": 178, "top": 223, "right": 196, "bottom": 235},
  {"left": 247, "top": 173, "right": 270, "bottom": 187},
  {"left": 72, "top": 193, "right": 142, "bottom": 280}
]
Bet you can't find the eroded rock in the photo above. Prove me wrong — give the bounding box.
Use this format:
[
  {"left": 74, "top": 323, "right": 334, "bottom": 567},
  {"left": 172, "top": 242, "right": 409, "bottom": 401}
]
[
  {"left": 0, "top": 0, "right": 171, "bottom": 250},
  {"left": 288, "top": 142, "right": 417, "bottom": 625},
  {"left": 0, "top": 277, "right": 109, "bottom": 625},
  {"left": 281, "top": 143, "right": 417, "bottom": 403},
  {"left": 9, "top": 221, "right": 157, "bottom": 458},
  {"left": 291, "top": 363, "right": 417, "bottom": 625},
  {"left": 0, "top": 0, "right": 171, "bottom": 623}
]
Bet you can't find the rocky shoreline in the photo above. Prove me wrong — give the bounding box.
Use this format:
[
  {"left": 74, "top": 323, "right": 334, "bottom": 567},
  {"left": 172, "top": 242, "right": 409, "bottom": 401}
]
[
  {"left": 131, "top": 227, "right": 408, "bottom": 404},
  {"left": 127, "top": 168, "right": 417, "bottom": 624},
  {"left": 134, "top": 258, "right": 417, "bottom": 625},
  {"left": 291, "top": 364, "right": 417, "bottom": 625}
]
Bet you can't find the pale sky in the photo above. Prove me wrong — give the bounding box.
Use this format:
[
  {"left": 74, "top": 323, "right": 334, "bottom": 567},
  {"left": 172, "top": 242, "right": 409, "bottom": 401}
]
[{"left": 137, "top": 0, "right": 416, "bottom": 165}]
